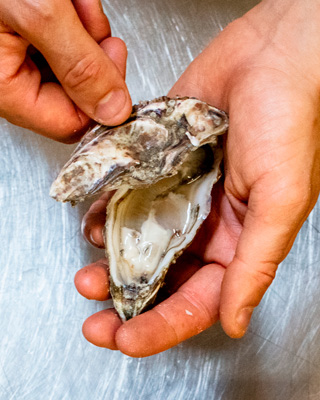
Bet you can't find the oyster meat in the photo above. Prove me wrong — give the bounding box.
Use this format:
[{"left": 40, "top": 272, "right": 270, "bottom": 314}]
[{"left": 50, "top": 97, "right": 228, "bottom": 320}]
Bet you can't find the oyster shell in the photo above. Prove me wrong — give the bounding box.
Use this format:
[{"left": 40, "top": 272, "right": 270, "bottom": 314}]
[{"left": 50, "top": 97, "right": 228, "bottom": 320}]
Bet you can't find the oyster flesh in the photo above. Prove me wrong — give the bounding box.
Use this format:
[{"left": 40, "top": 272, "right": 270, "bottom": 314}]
[{"left": 50, "top": 97, "right": 228, "bottom": 321}]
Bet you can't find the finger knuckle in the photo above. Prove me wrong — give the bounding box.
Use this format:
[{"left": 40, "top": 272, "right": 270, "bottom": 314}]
[
  {"left": 179, "top": 289, "right": 213, "bottom": 327},
  {"left": 11, "top": 0, "right": 56, "bottom": 33},
  {"left": 253, "top": 262, "right": 277, "bottom": 290},
  {"left": 278, "top": 183, "right": 312, "bottom": 218},
  {"left": 63, "top": 55, "right": 102, "bottom": 91}
]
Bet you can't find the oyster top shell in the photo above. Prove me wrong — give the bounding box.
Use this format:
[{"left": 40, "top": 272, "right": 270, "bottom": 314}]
[{"left": 50, "top": 97, "right": 228, "bottom": 204}]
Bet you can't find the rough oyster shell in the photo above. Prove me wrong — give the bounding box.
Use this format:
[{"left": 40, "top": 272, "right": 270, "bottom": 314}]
[{"left": 50, "top": 97, "right": 228, "bottom": 320}]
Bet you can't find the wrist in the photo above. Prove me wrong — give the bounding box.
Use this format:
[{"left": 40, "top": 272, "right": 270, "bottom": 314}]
[
  {"left": 257, "top": 0, "right": 320, "bottom": 25},
  {"left": 243, "top": 0, "right": 320, "bottom": 77}
]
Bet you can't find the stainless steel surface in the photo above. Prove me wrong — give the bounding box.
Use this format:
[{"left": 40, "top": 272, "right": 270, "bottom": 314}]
[{"left": 1, "top": 1, "right": 320, "bottom": 399}]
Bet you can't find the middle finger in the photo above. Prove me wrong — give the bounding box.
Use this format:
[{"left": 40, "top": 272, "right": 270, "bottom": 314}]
[{"left": 72, "top": 0, "right": 111, "bottom": 42}]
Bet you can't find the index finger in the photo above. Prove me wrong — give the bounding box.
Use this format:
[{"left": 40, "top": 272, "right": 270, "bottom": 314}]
[
  {"left": 81, "top": 192, "right": 114, "bottom": 248},
  {"left": 72, "top": 0, "right": 111, "bottom": 42},
  {"left": 5, "top": 0, "right": 132, "bottom": 126},
  {"left": 115, "top": 263, "right": 224, "bottom": 357}
]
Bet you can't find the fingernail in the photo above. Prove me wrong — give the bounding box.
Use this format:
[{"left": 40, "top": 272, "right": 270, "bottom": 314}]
[
  {"left": 95, "top": 89, "right": 127, "bottom": 123},
  {"left": 236, "top": 307, "right": 254, "bottom": 335},
  {"left": 89, "top": 227, "right": 105, "bottom": 248}
]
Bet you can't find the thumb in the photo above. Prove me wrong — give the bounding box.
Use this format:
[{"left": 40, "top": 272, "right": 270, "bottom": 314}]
[
  {"left": 10, "top": 0, "right": 132, "bottom": 126},
  {"left": 220, "top": 175, "right": 315, "bottom": 338}
]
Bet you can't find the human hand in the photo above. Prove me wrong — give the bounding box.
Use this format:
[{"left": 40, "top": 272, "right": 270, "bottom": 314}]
[
  {"left": 0, "top": 0, "right": 132, "bottom": 142},
  {"left": 74, "top": 0, "right": 320, "bottom": 356}
]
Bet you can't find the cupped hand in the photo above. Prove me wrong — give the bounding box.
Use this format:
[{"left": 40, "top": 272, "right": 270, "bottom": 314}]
[
  {"left": 0, "top": 0, "right": 132, "bottom": 142},
  {"left": 75, "top": 0, "right": 320, "bottom": 356}
]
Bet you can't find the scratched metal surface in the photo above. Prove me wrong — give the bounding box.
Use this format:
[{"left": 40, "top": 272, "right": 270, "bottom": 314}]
[{"left": 1, "top": 0, "right": 320, "bottom": 399}]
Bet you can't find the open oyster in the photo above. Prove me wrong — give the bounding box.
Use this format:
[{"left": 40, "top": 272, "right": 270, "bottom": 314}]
[{"left": 50, "top": 97, "right": 228, "bottom": 320}]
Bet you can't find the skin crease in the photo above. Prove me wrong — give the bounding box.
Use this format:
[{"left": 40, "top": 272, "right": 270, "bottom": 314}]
[
  {"left": 75, "top": 0, "right": 320, "bottom": 357},
  {"left": 0, "top": 0, "right": 132, "bottom": 142}
]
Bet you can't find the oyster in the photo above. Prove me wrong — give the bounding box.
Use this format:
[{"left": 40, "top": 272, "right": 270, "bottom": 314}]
[{"left": 50, "top": 97, "right": 228, "bottom": 320}]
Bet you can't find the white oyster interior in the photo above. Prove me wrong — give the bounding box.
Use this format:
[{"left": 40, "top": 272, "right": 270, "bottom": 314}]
[{"left": 107, "top": 147, "right": 222, "bottom": 289}]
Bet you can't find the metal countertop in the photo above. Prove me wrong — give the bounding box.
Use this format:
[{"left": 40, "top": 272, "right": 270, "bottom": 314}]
[{"left": 1, "top": 1, "right": 319, "bottom": 399}]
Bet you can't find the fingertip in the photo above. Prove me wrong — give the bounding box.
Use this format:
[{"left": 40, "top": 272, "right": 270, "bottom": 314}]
[
  {"left": 100, "top": 37, "right": 127, "bottom": 58},
  {"left": 219, "top": 256, "right": 274, "bottom": 339},
  {"left": 219, "top": 308, "right": 252, "bottom": 339},
  {"left": 72, "top": 0, "right": 111, "bottom": 42},
  {"left": 81, "top": 194, "right": 112, "bottom": 247},
  {"left": 99, "top": 37, "right": 127, "bottom": 78},
  {"left": 82, "top": 309, "right": 122, "bottom": 350},
  {"left": 48, "top": 110, "right": 90, "bottom": 144},
  {"left": 89, "top": 226, "right": 105, "bottom": 248},
  {"left": 94, "top": 87, "right": 132, "bottom": 126},
  {"left": 74, "top": 261, "right": 110, "bottom": 301},
  {"left": 235, "top": 306, "right": 254, "bottom": 337},
  {"left": 81, "top": 212, "right": 106, "bottom": 249}
]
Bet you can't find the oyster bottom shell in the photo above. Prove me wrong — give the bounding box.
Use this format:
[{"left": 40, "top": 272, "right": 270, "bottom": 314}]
[
  {"left": 50, "top": 97, "right": 228, "bottom": 320},
  {"left": 106, "top": 146, "right": 223, "bottom": 320}
]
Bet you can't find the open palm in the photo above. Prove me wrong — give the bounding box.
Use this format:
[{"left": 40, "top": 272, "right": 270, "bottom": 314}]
[{"left": 75, "top": 2, "right": 320, "bottom": 357}]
